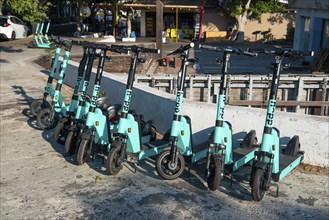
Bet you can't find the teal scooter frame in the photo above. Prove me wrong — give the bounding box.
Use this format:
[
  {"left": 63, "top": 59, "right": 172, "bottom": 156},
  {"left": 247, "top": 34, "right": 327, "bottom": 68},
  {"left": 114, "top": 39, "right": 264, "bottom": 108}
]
[
  {"left": 199, "top": 44, "right": 259, "bottom": 191},
  {"left": 36, "top": 38, "right": 79, "bottom": 130},
  {"left": 29, "top": 41, "right": 61, "bottom": 116},
  {"left": 75, "top": 44, "right": 124, "bottom": 165},
  {"left": 106, "top": 45, "right": 166, "bottom": 175},
  {"left": 28, "top": 21, "right": 52, "bottom": 49},
  {"left": 155, "top": 43, "right": 216, "bottom": 180},
  {"left": 249, "top": 48, "right": 313, "bottom": 201},
  {"left": 54, "top": 43, "right": 95, "bottom": 145}
]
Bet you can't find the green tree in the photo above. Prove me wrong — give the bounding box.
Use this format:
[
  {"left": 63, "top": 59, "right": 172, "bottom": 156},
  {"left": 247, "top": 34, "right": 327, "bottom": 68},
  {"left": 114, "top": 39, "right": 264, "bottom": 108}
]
[
  {"left": 7, "top": 0, "right": 50, "bottom": 23},
  {"left": 220, "top": 0, "right": 285, "bottom": 41}
]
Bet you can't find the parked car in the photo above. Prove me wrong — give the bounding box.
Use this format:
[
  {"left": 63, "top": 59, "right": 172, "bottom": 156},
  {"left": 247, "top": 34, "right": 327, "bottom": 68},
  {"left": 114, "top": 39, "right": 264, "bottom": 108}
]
[{"left": 0, "top": 15, "right": 30, "bottom": 40}]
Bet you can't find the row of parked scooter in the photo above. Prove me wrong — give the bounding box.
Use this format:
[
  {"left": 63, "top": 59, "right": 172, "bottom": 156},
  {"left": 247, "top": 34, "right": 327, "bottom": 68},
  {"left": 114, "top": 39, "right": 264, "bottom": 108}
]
[
  {"left": 28, "top": 21, "right": 52, "bottom": 49},
  {"left": 29, "top": 36, "right": 312, "bottom": 201}
]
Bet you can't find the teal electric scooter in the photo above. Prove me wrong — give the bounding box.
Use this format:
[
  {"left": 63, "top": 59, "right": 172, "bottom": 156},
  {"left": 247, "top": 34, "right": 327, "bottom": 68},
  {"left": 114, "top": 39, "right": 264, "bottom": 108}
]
[
  {"left": 155, "top": 43, "right": 219, "bottom": 180},
  {"left": 199, "top": 44, "right": 259, "bottom": 191},
  {"left": 36, "top": 38, "right": 79, "bottom": 130},
  {"left": 29, "top": 41, "right": 61, "bottom": 116},
  {"left": 248, "top": 48, "right": 313, "bottom": 201},
  {"left": 106, "top": 45, "right": 172, "bottom": 175},
  {"left": 54, "top": 43, "right": 95, "bottom": 144},
  {"left": 75, "top": 44, "right": 124, "bottom": 165},
  {"left": 28, "top": 21, "right": 52, "bottom": 49}
]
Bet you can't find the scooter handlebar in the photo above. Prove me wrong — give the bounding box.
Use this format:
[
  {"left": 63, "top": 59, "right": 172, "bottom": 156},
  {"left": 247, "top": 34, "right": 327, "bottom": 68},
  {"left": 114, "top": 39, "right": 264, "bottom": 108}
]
[
  {"left": 167, "top": 42, "right": 194, "bottom": 56},
  {"left": 200, "top": 44, "right": 257, "bottom": 56},
  {"left": 110, "top": 45, "right": 160, "bottom": 54},
  {"left": 247, "top": 48, "right": 314, "bottom": 57}
]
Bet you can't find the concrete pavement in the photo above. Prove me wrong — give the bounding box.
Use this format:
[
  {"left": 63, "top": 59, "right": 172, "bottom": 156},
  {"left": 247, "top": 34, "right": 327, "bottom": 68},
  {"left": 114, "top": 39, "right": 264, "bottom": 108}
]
[{"left": 0, "top": 38, "right": 328, "bottom": 219}]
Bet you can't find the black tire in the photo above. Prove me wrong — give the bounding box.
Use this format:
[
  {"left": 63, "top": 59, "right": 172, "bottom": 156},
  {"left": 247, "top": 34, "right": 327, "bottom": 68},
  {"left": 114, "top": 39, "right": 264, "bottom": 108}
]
[
  {"left": 251, "top": 168, "right": 266, "bottom": 201},
  {"left": 155, "top": 150, "right": 185, "bottom": 180},
  {"left": 76, "top": 139, "right": 90, "bottom": 165},
  {"left": 28, "top": 41, "right": 36, "bottom": 48},
  {"left": 241, "top": 130, "right": 257, "bottom": 148},
  {"left": 36, "top": 108, "right": 59, "bottom": 130},
  {"left": 107, "top": 146, "right": 123, "bottom": 175},
  {"left": 29, "top": 100, "right": 42, "bottom": 116},
  {"left": 64, "top": 131, "right": 77, "bottom": 156},
  {"left": 207, "top": 156, "right": 222, "bottom": 191},
  {"left": 11, "top": 31, "right": 16, "bottom": 41},
  {"left": 54, "top": 122, "right": 66, "bottom": 145}
]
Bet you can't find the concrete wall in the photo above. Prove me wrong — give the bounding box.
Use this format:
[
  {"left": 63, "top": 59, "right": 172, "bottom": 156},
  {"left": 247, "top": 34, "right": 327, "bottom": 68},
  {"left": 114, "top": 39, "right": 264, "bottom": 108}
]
[{"left": 61, "top": 59, "right": 329, "bottom": 168}]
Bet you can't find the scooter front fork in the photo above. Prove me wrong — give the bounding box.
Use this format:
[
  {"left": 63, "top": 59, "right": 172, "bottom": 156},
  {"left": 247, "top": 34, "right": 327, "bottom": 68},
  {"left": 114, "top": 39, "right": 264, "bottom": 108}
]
[
  {"left": 205, "top": 143, "right": 225, "bottom": 178},
  {"left": 169, "top": 137, "right": 179, "bottom": 170}
]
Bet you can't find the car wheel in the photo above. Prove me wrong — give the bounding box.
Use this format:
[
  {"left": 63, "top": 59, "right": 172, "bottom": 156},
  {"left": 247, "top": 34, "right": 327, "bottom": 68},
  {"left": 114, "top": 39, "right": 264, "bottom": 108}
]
[{"left": 11, "top": 32, "right": 16, "bottom": 41}]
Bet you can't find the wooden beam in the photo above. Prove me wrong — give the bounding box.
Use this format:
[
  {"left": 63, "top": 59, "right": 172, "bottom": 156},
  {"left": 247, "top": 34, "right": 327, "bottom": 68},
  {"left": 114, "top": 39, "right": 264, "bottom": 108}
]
[{"left": 229, "top": 100, "right": 329, "bottom": 107}]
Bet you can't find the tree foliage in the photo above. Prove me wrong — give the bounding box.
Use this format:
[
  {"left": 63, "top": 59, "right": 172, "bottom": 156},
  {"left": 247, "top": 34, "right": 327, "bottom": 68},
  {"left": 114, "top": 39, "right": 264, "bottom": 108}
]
[
  {"left": 6, "top": 0, "right": 51, "bottom": 23},
  {"left": 222, "top": 0, "right": 285, "bottom": 24}
]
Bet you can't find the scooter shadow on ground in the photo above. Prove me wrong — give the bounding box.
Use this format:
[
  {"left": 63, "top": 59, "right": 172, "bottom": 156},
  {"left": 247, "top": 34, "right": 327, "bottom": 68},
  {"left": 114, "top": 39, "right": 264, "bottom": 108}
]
[
  {"left": 39, "top": 128, "right": 104, "bottom": 173},
  {"left": 11, "top": 85, "right": 43, "bottom": 130}
]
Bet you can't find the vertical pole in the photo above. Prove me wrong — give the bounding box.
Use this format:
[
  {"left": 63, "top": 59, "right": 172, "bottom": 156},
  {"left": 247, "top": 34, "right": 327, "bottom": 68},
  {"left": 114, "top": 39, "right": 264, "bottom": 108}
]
[
  {"left": 296, "top": 77, "right": 304, "bottom": 113},
  {"left": 189, "top": 76, "right": 194, "bottom": 101},
  {"left": 321, "top": 78, "right": 327, "bottom": 116},
  {"left": 282, "top": 88, "right": 287, "bottom": 112},
  {"left": 248, "top": 75, "right": 253, "bottom": 107},
  {"left": 176, "top": 6, "right": 178, "bottom": 43},
  {"left": 156, "top": 0, "right": 163, "bottom": 59},
  {"left": 198, "top": 0, "right": 204, "bottom": 40},
  {"left": 207, "top": 75, "right": 212, "bottom": 103}
]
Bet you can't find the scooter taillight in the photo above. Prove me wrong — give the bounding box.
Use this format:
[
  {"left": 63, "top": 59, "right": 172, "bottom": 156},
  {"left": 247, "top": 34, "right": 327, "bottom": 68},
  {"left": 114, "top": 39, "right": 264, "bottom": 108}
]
[{"left": 3, "top": 23, "right": 10, "bottom": 27}]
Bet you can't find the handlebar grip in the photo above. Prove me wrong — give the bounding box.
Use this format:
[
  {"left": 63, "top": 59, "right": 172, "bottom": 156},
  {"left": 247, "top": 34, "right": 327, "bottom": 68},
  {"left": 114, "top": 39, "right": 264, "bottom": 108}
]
[
  {"left": 182, "top": 42, "right": 195, "bottom": 51},
  {"left": 140, "top": 48, "right": 160, "bottom": 54},
  {"left": 241, "top": 50, "right": 258, "bottom": 57}
]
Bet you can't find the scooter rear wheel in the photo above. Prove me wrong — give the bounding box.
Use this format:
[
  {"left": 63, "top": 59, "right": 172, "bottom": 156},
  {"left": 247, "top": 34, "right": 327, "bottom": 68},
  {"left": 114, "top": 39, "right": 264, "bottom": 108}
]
[
  {"left": 76, "top": 139, "right": 90, "bottom": 165},
  {"left": 64, "top": 131, "right": 77, "bottom": 156},
  {"left": 36, "top": 108, "right": 59, "bottom": 130},
  {"left": 155, "top": 150, "right": 185, "bottom": 180},
  {"left": 251, "top": 168, "right": 266, "bottom": 201},
  {"left": 207, "top": 156, "right": 222, "bottom": 191},
  {"left": 54, "top": 122, "right": 66, "bottom": 145},
  {"left": 107, "top": 146, "right": 123, "bottom": 175}
]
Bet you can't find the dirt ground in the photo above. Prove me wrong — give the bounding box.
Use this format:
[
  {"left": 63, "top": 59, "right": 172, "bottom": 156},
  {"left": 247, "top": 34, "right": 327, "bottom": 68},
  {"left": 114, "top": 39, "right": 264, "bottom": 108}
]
[{"left": 0, "top": 38, "right": 328, "bottom": 219}]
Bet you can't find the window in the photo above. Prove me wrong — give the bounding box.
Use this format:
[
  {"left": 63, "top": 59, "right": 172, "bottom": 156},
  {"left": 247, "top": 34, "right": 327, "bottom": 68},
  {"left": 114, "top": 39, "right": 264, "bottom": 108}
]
[
  {"left": 300, "top": 16, "right": 310, "bottom": 51},
  {"left": 321, "top": 19, "right": 329, "bottom": 48}
]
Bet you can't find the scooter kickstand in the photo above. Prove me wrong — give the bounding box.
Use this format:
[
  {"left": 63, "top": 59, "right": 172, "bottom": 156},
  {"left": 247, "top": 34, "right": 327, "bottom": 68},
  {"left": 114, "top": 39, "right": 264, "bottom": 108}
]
[
  {"left": 188, "top": 166, "right": 191, "bottom": 178},
  {"left": 133, "top": 162, "right": 138, "bottom": 174},
  {"left": 269, "top": 184, "right": 279, "bottom": 198},
  {"left": 230, "top": 174, "right": 233, "bottom": 188}
]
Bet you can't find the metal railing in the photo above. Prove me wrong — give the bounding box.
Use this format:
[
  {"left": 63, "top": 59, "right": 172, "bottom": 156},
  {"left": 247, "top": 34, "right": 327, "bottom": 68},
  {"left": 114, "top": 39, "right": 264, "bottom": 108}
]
[{"left": 136, "top": 74, "right": 329, "bottom": 116}]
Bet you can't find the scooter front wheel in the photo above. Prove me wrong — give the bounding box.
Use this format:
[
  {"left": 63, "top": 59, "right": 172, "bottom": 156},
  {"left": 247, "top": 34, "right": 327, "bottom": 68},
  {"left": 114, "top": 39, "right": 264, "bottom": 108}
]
[
  {"left": 155, "top": 150, "right": 185, "bottom": 180},
  {"left": 207, "top": 156, "right": 222, "bottom": 191},
  {"left": 36, "top": 108, "right": 59, "bottom": 130},
  {"left": 64, "top": 131, "right": 77, "bottom": 156},
  {"left": 54, "top": 122, "right": 66, "bottom": 145},
  {"left": 29, "top": 100, "right": 42, "bottom": 116},
  {"left": 76, "top": 139, "right": 90, "bottom": 165},
  {"left": 251, "top": 168, "right": 266, "bottom": 201},
  {"left": 107, "top": 146, "right": 123, "bottom": 175}
]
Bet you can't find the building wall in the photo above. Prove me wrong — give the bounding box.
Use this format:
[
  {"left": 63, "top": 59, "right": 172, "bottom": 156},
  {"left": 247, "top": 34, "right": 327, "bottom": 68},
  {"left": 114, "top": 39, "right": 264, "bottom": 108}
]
[
  {"left": 202, "top": 12, "right": 295, "bottom": 41},
  {"left": 244, "top": 13, "right": 295, "bottom": 41},
  {"left": 293, "top": 5, "right": 329, "bottom": 55}
]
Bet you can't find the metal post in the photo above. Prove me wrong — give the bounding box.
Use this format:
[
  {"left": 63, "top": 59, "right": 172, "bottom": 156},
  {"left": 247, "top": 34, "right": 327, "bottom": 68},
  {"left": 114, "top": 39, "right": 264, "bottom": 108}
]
[
  {"left": 321, "top": 78, "right": 328, "bottom": 116},
  {"left": 296, "top": 77, "right": 304, "bottom": 112},
  {"left": 248, "top": 75, "right": 253, "bottom": 107},
  {"left": 189, "top": 76, "right": 194, "bottom": 101},
  {"left": 207, "top": 75, "right": 212, "bottom": 103}
]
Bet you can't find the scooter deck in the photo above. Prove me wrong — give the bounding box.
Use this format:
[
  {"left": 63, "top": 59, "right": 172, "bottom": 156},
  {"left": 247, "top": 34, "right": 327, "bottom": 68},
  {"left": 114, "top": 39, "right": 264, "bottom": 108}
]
[
  {"left": 185, "top": 141, "right": 208, "bottom": 164},
  {"left": 139, "top": 139, "right": 169, "bottom": 160},
  {"left": 272, "top": 152, "right": 304, "bottom": 182},
  {"left": 226, "top": 146, "right": 258, "bottom": 172}
]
